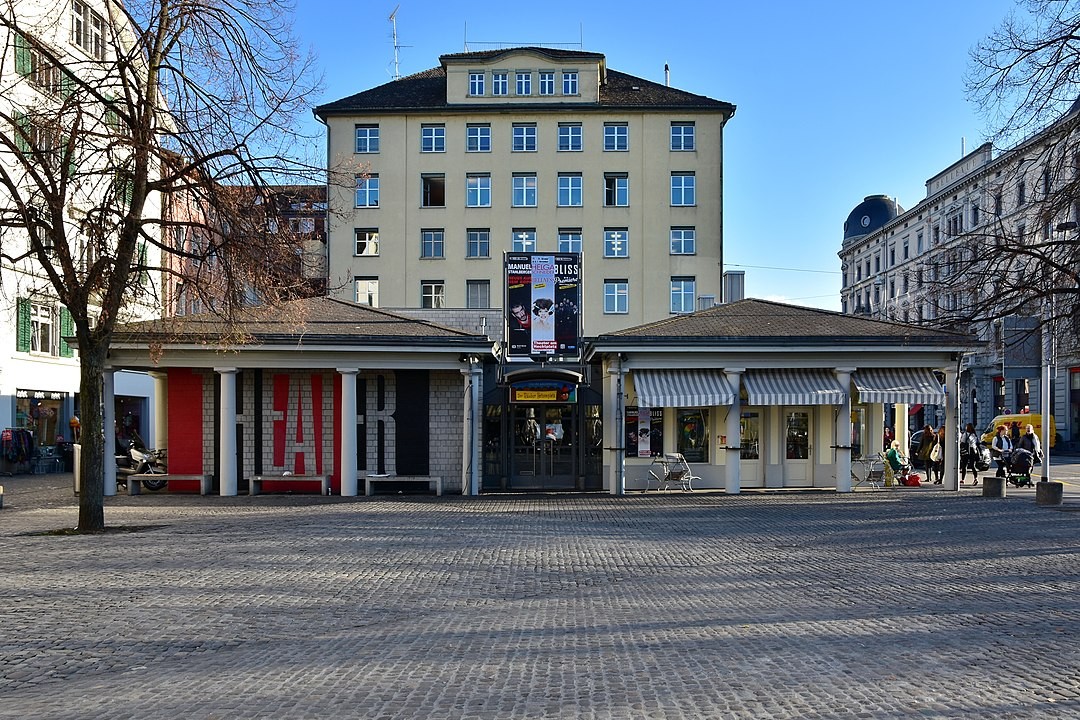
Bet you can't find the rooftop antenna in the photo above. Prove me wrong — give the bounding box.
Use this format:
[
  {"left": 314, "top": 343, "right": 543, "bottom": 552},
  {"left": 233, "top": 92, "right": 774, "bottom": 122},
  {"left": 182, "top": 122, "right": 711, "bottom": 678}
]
[{"left": 389, "top": 5, "right": 402, "bottom": 80}]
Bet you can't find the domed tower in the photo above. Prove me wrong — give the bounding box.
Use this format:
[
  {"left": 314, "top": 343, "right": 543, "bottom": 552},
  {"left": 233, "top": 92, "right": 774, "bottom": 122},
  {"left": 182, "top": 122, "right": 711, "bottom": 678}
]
[{"left": 843, "top": 194, "right": 903, "bottom": 241}]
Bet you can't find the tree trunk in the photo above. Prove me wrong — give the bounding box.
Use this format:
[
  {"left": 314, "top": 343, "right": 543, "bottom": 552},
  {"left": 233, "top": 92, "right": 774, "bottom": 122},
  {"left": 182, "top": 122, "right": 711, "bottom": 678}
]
[{"left": 76, "top": 342, "right": 109, "bottom": 532}]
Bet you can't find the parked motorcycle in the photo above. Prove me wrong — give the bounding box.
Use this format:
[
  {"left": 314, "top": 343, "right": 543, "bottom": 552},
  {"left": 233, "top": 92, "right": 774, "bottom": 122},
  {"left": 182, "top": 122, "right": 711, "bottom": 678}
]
[{"left": 116, "top": 440, "right": 168, "bottom": 491}]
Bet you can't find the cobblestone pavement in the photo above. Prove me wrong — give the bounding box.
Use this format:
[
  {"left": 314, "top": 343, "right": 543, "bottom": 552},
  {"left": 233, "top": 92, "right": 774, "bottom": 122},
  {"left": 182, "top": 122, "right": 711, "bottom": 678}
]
[{"left": 1, "top": 473, "right": 1078, "bottom": 719}]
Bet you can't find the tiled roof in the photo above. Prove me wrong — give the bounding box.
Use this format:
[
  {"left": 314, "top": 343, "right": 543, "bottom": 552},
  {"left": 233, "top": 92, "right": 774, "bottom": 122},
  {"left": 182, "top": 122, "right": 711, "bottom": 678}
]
[
  {"left": 597, "top": 299, "right": 978, "bottom": 347},
  {"left": 110, "top": 296, "right": 488, "bottom": 346},
  {"left": 314, "top": 52, "right": 734, "bottom": 116},
  {"left": 439, "top": 47, "right": 605, "bottom": 63}
]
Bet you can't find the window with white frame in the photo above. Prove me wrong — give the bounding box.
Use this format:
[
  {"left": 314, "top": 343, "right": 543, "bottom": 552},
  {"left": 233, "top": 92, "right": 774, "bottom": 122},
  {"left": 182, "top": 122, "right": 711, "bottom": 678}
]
[
  {"left": 466, "top": 124, "right": 490, "bottom": 152},
  {"left": 558, "top": 229, "right": 582, "bottom": 253},
  {"left": 30, "top": 302, "right": 55, "bottom": 354},
  {"left": 671, "top": 122, "right": 695, "bottom": 151},
  {"left": 421, "top": 229, "right": 444, "bottom": 259},
  {"left": 354, "top": 277, "right": 379, "bottom": 306},
  {"left": 466, "top": 229, "right": 490, "bottom": 258},
  {"left": 466, "top": 280, "right": 490, "bottom": 308},
  {"left": 512, "top": 174, "right": 537, "bottom": 207},
  {"left": 539, "top": 71, "right": 555, "bottom": 95},
  {"left": 670, "top": 227, "right": 696, "bottom": 255},
  {"left": 604, "top": 173, "right": 628, "bottom": 207},
  {"left": 604, "top": 228, "right": 629, "bottom": 258},
  {"left": 512, "top": 229, "right": 536, "bottom": 252},
  {"left": 513, "top": 123, "right": 537, "bottom": 151},
  {"left": 354, "top": 228, "right": 379, "bottom": 256},
  {"left": 604, "top": 280, "right": 628, "bottom": 314},
  {"left": 492, "top": 72, "right": 508, "bottom": 95},
  {"left": 670, "top": 276, "right": 696, "bottom": 313},
  {"left": 355, "top": 125, "right": 379, "bottom": 153},
  {"left": 558, "top": 173, "right": 583, "bottom": 207},
  {"left": 71, "top": 1, "right": 104, "bottom": 59},
  {"left": 355, "top": 174, "right": 379, "bottom": 207},
  {"left": 604, "top": 123, "right": 628, "bottom": 151},
  {"left": 421, "top": 124, "right": 445, "bottom": 152},
  {"left": 516, "top": 72, "right": 531, "bottom": 95},
  {"left": 671, "top": 173, "right": 696, "bottom": 206},
  {"left": 469, "top": 72, "right": 485, "bottom": 95},
  {"left": 421, "top": 281, "right": 445, "bottom": 308},
  {"left": 466, "top": 174, "right": 491, "bottom": 207},
  {"left": 562, "top": 71, "right": 578, "bottom": 95},
  {"left": 558, "top": 123, "right": 582, "bottom": 151}
]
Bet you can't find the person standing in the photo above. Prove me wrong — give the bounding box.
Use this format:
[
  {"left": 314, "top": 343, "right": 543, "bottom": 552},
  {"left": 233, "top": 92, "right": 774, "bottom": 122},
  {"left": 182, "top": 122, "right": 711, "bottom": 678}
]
[
  {"left": 959, "top": 422, "right": 980, "bottom": 486},
  {"left": 991, "top": 424, "right": 1012, "bottom": 478},
  {"left": 1017, "top": 423, "right": 1043, "bottom": 462},
  {"left": 917, "top": 424, "right": 936, "bottom": 471},
  {"left": 932, "top": 425, "right": 946, "bottom": 484}
]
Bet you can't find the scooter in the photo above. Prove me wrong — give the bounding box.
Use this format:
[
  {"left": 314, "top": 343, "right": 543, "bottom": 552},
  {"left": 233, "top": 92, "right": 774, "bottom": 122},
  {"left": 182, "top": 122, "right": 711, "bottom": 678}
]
[{"left": 116, "top": 440, "right": 168, "bottom": 491}]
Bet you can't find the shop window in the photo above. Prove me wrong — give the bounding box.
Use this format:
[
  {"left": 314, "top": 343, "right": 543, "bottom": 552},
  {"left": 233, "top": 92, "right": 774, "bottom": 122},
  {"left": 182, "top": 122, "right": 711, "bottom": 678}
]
[
  {"left": 740, "top": 412, "right": 760, "bottom": 460},
  {"left": 676, "top": 408, "right": 708, "bottom": 463}
]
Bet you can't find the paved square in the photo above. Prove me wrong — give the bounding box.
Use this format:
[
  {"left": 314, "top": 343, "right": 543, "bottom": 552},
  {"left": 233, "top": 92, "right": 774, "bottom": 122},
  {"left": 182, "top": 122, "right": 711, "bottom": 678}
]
[{"left": 2, "top": 476, "right": 1078, "bottom": 719}]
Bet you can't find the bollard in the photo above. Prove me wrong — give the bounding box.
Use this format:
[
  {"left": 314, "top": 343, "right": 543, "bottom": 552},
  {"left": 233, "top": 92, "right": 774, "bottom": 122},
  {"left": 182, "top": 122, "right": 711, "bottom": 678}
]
[
  {"left": 0, "top": 484, "right": 4, "bottom": 509},
  {"left": 982, "top": 476, "right": 1007, "bottom": 498},
  {"left": 1035, "top": 480, "right": 1063, "bottom": 506}
]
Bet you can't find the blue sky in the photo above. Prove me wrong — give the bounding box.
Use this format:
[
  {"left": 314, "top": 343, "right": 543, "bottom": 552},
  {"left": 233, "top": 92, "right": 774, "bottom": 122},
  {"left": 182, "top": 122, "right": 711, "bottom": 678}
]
[{"left": 294, "top": 0, "right": 1020, "bottom": 311}]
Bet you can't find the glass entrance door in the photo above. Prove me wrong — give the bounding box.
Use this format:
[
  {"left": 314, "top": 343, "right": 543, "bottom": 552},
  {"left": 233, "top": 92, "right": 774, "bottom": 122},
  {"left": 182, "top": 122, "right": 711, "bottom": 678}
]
[
  {"left": 783, "top": 407, "right": 812, "bottom": 486},
  {"left": 510, "top": 404, "right": 576, "bottom": 490}
]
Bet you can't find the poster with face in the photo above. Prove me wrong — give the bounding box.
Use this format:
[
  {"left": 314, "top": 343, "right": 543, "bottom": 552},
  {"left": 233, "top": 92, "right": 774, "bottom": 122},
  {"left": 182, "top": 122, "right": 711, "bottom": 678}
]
[{"left": 505, "top": 252, "right": 580, "bottom": 359}]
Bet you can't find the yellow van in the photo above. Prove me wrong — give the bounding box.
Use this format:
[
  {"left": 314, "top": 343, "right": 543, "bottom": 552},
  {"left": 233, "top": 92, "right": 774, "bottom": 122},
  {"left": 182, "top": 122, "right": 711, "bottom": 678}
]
[{"left": 980, "top": 413, "right": 1057, "bottom": 447}]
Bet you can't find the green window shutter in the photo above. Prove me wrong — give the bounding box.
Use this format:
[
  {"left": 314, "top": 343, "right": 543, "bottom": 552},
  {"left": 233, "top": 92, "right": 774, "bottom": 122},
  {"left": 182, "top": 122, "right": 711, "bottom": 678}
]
[
  {"left": 59, "top": 306, "right": 74, "bottom": 358},
  {"left": 16, "top": 298, "right": 31, "bottom": 352},
  {"left": 137, "top": 241, "right": 148, "bottom": 285},
  {"left": 60, "top": 71, "right": 75, "bottom": 99},
  {"left": 14, "top": 32, "right": 32, "bottom": 77},
  {"left": 114, "top": 172, "right": 133, "bottom": 205},
  {"left": 13, "top": 112, "right": 31, "bottom": 154}
]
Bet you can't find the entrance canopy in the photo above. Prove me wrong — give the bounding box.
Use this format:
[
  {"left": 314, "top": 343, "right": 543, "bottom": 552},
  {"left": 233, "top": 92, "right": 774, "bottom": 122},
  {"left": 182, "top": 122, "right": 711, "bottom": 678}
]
[
  {"left": 633, "top": 369, "right": 735, "bottom": 407},
  {"left": 743, "top": 369, "right": 846, "bottom": 406},
  {"left": 852, "top": 368, "right": 944, "bottom": 405}
]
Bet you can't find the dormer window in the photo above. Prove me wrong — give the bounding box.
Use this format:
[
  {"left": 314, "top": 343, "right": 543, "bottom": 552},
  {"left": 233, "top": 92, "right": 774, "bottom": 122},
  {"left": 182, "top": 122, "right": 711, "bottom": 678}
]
[
  {"left": 562, "top": 71, "right": 578, "bottom": 95},
  {"left": 469, "top": 72, "right": 485, "bottom": 96},
  {"left": 539, "top": 72, "right": 555, "bottom": 95},
  {"left": 516, "top": 72, "right": 531, "bottom": 96}
]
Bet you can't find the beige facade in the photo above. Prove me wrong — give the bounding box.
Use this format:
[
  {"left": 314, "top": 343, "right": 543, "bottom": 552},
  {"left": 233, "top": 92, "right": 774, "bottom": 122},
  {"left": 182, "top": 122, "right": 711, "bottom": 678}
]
[{"left": 316, "top": 48, "right": 735, "bottom": 337}]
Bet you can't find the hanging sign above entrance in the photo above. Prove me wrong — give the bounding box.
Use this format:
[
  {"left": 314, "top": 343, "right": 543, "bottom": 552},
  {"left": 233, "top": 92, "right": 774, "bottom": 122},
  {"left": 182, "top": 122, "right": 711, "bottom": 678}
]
[
  {"left": 504, "top": 252, "right": 582, "bottom": 360},
  {"left": 510, "top": 380, "right": 577, "bottom": 404}
]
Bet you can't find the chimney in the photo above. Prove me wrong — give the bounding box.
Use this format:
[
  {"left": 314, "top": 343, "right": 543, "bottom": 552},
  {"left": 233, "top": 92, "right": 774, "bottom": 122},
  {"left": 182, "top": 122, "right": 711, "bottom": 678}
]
[{"left": 664, "top": 63, "right": 670, "bottom": 86}]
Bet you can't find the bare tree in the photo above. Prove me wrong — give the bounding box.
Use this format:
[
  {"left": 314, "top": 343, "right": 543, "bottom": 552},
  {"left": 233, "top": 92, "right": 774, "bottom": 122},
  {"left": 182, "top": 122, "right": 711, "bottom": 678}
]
[
  {"left": 0, "top": 0, "right": 324, "bottom": 531},
  {"left": 920, "top": 1, "right": 1080, "bottom": 360}
]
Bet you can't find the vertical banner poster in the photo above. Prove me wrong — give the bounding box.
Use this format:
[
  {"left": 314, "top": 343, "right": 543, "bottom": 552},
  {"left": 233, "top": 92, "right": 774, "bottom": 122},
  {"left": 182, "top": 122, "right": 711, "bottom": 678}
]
[
  {"left": 505, "top": 252, "right": 581, "bottom": 359},
  {"left": 624, "top": 407, "right": 663, "bottom": 458}
]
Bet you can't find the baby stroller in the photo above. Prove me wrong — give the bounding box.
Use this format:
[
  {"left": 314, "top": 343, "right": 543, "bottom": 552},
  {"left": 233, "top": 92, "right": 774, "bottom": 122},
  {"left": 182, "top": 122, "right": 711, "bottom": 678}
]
[{"left": 1003, "top": 448, "right": 1036, "bottom": 488}]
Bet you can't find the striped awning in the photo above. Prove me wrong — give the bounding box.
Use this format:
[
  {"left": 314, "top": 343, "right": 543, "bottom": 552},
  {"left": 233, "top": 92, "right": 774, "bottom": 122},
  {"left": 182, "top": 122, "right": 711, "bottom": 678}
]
[
  {"left": 633, "top": 369, "right": 735, "bottom": 407},
  {"left": 853, "top": 368, "right": 945, "bottom": 405},
  {"left": 743, "top": 369, "right": 847, "bottom": 406}
]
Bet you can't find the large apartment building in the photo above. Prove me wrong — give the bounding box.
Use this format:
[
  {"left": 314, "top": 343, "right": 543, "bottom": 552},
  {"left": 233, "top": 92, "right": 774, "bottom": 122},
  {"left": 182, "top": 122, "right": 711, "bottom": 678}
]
[
  {"left": 314, "top": 47, "right": 735, "bottom": 491},
  {"left": 314, "top": 47, "right": 735, "bottom": 337},
  {"left": 1, "top": 1, "right": 158, "bottom": 470},
  {"left": 839, "top": 104, "right": 1080, "bottom": 446}
]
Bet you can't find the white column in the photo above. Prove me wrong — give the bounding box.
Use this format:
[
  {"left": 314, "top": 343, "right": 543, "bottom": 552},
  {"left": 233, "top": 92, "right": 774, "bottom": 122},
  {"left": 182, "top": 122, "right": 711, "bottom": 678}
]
[
  {"left": 469, "top": 360, "right": 483, "bottom": 495},
  {"left": 944, "top": 367, "right": 959, "bottom": 490},
  {"left": 606, "top": 362, "right": 628, "bottom": 495},
  {"left": 338, "top": 368, "right": 359, "bottom": 496},
  {"left": 835, "top": 368, "right": 855, "bottom": 493},
  {"left": 149, "top": 371, "right": 168, "bottom": 450},
  {"left": 216, "top": 367, "right": 238, "bottom": 496},
  {"left": 103, "top": 370, "right": 117, "bottom": 496},
  {"left": 724, "top": 368, "right": 743, "bottom": 494}
]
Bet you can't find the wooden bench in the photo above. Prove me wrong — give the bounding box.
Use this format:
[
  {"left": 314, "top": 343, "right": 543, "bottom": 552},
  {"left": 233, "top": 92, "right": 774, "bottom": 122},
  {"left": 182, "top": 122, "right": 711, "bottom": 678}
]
[
  {"left": 128, "top": 474, "right": 213, "bottom": 495},
  {"left": 250, "top": 474, "right": 330, "bottom": 496},
  {"left": 364, "top": 474, "right": 443, "bottom": 496}
]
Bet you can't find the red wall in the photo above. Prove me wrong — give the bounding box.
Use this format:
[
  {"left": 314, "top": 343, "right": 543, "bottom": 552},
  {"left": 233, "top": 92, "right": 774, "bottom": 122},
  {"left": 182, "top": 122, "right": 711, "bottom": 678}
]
[{"left": 166, "top": 368, "right": 204, "bottom": 492}]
